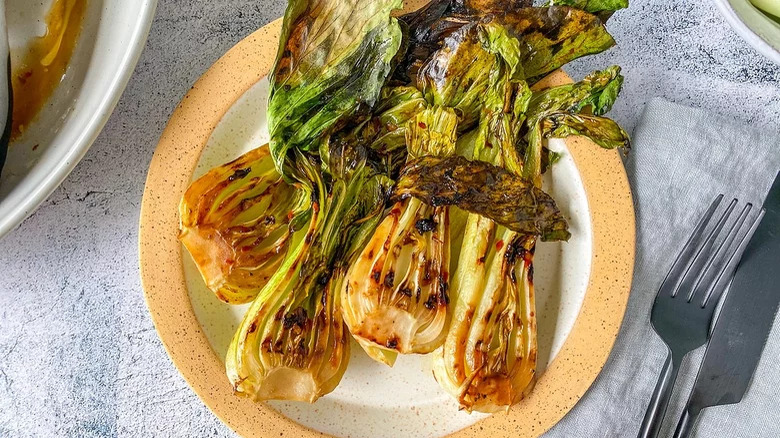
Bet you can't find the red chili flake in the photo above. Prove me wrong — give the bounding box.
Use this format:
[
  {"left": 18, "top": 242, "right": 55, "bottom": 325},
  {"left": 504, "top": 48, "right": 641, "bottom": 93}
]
[
  {"left": 18, "top": 70, "right": 33, "bottom": 84},
  {"left": 495, "top": 240, "right": 504, "bottom": 251},
  {"left": 418, "top": 122, "right": 427, "bottom": 129}
]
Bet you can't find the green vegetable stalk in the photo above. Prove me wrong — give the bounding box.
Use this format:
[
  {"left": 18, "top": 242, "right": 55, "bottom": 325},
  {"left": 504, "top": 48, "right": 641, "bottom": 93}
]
[
  {"left": 226, "top": 145, "right": 392, "bottom": 401},
  {"left": 431, "top": 49, "right": 543, "bottom": 411}
]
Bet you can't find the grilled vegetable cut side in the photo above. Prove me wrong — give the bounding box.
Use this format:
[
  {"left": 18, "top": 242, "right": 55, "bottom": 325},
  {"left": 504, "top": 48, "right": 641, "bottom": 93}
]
[
  {"left": 179, "top": 145, "right": 305, "bottom": 304},
  {"left": 342, "top": 107, "right": 458, "bottom": 364}
]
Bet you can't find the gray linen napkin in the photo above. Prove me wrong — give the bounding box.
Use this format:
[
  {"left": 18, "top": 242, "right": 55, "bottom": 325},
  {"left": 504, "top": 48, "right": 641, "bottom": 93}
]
[{"left": 546, "top": 98, "right": 780, "bottom": 438}]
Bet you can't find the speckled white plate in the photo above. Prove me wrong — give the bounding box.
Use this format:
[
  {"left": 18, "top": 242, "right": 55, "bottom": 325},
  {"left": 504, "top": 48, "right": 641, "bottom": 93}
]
[{"left": 140, "top": 15, "right": 636, "bottom": 438}]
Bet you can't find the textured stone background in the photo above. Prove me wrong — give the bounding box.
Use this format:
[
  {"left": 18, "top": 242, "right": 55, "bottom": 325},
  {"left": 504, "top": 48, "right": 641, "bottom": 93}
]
[{"left": 0, "top": 0, "right": 778, "bottom": 437}]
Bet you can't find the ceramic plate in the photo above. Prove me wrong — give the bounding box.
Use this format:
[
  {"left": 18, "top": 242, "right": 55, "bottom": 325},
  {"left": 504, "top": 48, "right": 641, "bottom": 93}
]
[
  {"left": 714, "top": 0, "right": 780, "bottom": 65},
  {"left": 139, "top": 14, "right": 635, "bottom": 438}
]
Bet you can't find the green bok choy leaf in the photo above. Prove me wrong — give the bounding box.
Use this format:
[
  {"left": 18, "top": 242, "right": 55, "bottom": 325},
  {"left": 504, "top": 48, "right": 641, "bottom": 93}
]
[{"left": 267, "top": 0, "right": 403, "bottom": 175}]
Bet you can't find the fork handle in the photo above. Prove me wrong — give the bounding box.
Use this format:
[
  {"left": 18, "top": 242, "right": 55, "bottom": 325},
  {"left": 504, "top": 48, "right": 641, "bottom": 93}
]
[
  {"left": 673, "top": 405, "right": 701, "bottom": 438},
  {"left": 637, "top": 351, "right": 681, "bottom": 438}
]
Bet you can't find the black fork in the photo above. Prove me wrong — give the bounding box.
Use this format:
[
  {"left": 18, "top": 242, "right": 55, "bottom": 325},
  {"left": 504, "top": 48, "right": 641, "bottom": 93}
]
[{"left": 637, "top": 195, "right": 764, "bottom": 438}]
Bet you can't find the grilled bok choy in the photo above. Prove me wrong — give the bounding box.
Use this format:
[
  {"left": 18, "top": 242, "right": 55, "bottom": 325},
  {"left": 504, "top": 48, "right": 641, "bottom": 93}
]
[
  {"left": 179, "top": 146, "right": 305, "bottom": 304},
  {"left": 341, "top": 22, "right": 525, "bottom": 363},
  {"left": 427, "top": 37, "right": 628, "bottom": 413},
  {"left": 425, "top": 25, "right": 542, "bottom": 411},
  {"left": 226, "top": 143, "right": 393, "bottom": 402},
  {"left": 224, "top": 0, "right": 402, "bottom": 401},
  {"left": 342, "top": 107, "right": 458, "bottom": 364},
  {"left": 179, "top": 0, "right": 632, "bottom": 409}
]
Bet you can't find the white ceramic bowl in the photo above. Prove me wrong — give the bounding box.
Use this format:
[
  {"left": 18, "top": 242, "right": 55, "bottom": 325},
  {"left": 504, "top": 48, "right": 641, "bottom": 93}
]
[
  {"left": 714, "top": 0, "right": 780, "bottom": 65},
  {"left": 0, "top": 0, "right": 158, "bottom": 238}
]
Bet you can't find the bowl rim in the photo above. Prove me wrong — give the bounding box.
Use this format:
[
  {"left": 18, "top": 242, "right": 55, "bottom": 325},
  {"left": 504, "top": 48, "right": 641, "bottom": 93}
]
[
  {"left": 714, "top": 0, "right": 780, "bottom": 65},
  {"left": 0, "top": 0, "right": 159, "bottom": 238}
]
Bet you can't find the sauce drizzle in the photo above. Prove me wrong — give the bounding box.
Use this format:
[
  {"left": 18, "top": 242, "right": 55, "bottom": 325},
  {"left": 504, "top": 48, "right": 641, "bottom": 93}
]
[{"left": 11, "top": 0, "right": 87, "bottom": 139}]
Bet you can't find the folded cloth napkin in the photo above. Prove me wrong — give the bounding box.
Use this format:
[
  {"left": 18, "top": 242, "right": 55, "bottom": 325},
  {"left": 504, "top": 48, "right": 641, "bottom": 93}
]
[{"left": 546, "top": 98, "right": 780, "bottom": 437}]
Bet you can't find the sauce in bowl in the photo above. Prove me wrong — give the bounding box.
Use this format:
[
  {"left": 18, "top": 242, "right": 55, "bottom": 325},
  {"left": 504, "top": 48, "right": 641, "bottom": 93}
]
[{"left": 11, "top": 0, "right": 86, "bottom": 139}]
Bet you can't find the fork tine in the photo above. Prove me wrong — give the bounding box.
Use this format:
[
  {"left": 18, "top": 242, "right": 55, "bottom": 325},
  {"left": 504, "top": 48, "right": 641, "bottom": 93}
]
[
  {"left": 700, "top": 208, "right": 767, "bottom": 308},
  {"left": 657, "top": 194, "right": 724, "bottom": 297},
  {"left": 688, "top": 203, "right": 752, "bottom": 302},
  {"left": 672, "top": 198, "right": 738, "bottom": 298}
]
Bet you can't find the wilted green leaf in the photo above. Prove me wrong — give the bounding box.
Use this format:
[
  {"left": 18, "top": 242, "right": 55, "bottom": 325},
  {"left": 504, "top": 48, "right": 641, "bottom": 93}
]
[
  {"left": 527, "top": 66, "right": 624, "bottom": 121},
  {"left": 523, "top": 66, "right": 627, "bottom": 183},
  {"left": 500, "top": 7, "right": 616, "bottom": 81},
  {"left": 268, "top": 0, "right": 403, "bottom": 174},
  {"left": 542, "top": 113, "right": 630, "bottom": 149},
  {"left": 418, "top": 22, "right": 525, "bottom": 130},
  {"left": 395, "top": 155, "right": 571, "bottom": 241},
  {"left": 547, "top": 0, "right": 628, "bottom": 12}
]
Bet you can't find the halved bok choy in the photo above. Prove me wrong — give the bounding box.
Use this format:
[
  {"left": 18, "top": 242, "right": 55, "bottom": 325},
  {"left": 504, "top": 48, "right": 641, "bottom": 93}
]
[
  {"left": 226, "top": 143, "right": 393, "bottom": 402},
  {"left": 428, "top": 42, "right": 545, "bottom": 412},
  {"left": 342, "top": 106, "right": 458, "bottom": 365},
  {"left": 429, "top": 56, "right": 628, "bottom": 412},
  {"left": 223, "top": 0, "right": 402, "bottom": 401},
  {"left": 179, "top": 146, "right": 306, "bottom": 304},
  {"left": 341, "top": 22, "right": 521, "bottom": 364}
]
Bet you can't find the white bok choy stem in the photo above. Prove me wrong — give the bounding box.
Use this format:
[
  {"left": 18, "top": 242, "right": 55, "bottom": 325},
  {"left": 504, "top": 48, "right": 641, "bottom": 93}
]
[{"left": 342, "top": 106, "right": 458, "bottom": 365}]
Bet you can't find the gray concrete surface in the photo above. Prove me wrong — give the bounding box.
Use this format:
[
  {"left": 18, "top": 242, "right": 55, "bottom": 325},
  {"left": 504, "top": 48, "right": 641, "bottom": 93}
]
[{"left": 0, "top": 0, "right": 778, "bottom": 436}]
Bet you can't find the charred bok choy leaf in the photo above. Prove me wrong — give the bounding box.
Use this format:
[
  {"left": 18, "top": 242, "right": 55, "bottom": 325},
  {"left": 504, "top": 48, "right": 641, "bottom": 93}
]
[
  {"left": 397, "top": 1, "right": 617, "bottom": 85},
  {"left": 179, "top": 146, "right": 306, "bottom": 304},
  {"left": 342, "top": 106, "right": 458, "bottom": 365},
  {"left": 395, "top": 156, "right": 570, "bottom": 242},
  {"left": 523, "top": 65, "right": 630, "bottom": 185},
  {"left": 267, "top": 0, "right": 403, "bottom": 175}
]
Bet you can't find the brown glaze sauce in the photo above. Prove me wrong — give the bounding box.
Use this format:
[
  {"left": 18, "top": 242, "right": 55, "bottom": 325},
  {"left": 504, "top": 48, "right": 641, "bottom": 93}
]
[{"left": 11, "top": 0, "right": 87, "bottom": 139}]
